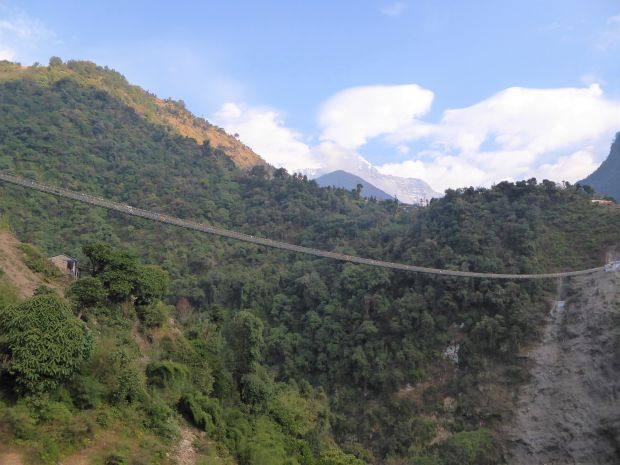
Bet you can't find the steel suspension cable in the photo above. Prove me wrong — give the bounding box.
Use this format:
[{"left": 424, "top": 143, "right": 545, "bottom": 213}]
[{"left": 0, "top": 172, "right": 606, "bottom": 279}]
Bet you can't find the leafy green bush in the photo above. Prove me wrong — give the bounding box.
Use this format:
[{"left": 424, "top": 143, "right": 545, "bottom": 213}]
[
  {"left": 39, "top": 400, "right": 73, "bottom": 424},
  {"left": 142, "top": 396, "right": 179, "bottom": 439},
  {"left": 0, "top": 279, "right": 20, "bottom": 309},
  {"left": 317, "top": 448, "right": 366, "bottom": 465},
  {"left": 4, "top": 403, "right": 37, "bottom": 439},
  {"left": 0, "top": 294, "right": 93, "bottom": 394},
  {"left": 178, "top": 392, "right": 224, "bottom": 438},
  {"left": 0, "top": 214, "right": 11, "bottom": 231},
  {"left": 112, "top": 366, "right": 146, "bottom": 404},
  {"left": 105, "top": 452, "right": 129, "bottom": 465},
  {"left": 146, "top": 360, "right": 190, "bottom": 392},
  {"left": 240, "top": 366, "right": 274, "bottom": 410},
  {"left": 33, "top": 285, "right": 59, "bottom": 296},
  {"left": 70, "top": 374, "right": 107, "bottom": 409},
  {"left": 438, "top": 428, "right": 493, "bottom": 465},
  {"left": 269, "top": 387, "right": 317, "bottom": 437},
  {"left": 137, "top": 301, "right": 170, "bottom": 328},
  {"left": 67, "top": 276, "right": 106, "bottom": 310},
  {"left": 241, "top": 416, "right": 296, "bottom": 465}
]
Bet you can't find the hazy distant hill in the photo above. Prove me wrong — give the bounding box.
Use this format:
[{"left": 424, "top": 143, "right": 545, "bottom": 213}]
[
  {"left": 315, "top": 170, "right": 394, "bottom": 200},
  {"left": 580, "top": 133, "right": 620, "bottom": 200}
]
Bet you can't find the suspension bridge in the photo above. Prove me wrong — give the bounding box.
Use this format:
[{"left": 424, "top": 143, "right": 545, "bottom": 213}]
[{"left": 0, "top": 171, "right": 611, "bottom": 280}]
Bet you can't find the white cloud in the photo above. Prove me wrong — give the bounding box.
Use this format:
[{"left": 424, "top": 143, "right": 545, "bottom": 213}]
[
  {"left": 318, "top": 84, "right": 433, "bottom": 149},
  {"left": 581, "top": 72, "right": 606, "bottom": 86},
  {"left": 598, "top": 13, "right": 620, "bottom": 49},
  {"left": 396, "top": 144, "right": 410, "bottom": 155},
  {"left": 380, "top": 85, "right": 620, "bottom": 191},
  {"left": 213, "top": 102, "right": 321, "bottom": 173},
  {"left": 0, "top": 17, "right": 45, "bottom": 38},
  {"left": 394, "top": 85, "right": 619, "bottom": 153},
  {"left": 378, "top": 155, "right": 489, "bottom": 192},
  {"left": 0, "top": 10, "right": 53, "bottom": 63},
  {"left": 380, "top": 2, "right": 406, "bottom": 16},
  {"left": 0, "top": 46, "right": 13, "bottom": 60},
  {"left": 534, "top": 149, "right": 600, "bottom": 183},
  {"left": 214, "top": 83, "right": 620, "bottom": 196}
]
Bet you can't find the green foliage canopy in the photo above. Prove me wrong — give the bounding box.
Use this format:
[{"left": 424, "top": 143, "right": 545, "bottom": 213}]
[{"left": 0, "top": 294, "right": 93, "bottom": 394}]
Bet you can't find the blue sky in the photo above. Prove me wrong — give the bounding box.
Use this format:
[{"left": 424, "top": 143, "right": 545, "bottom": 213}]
[{"left": 2, "top": 0, "right": 620, "bottom": 192}]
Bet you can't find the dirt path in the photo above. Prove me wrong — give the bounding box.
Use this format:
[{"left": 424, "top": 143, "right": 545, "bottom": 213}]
[
  {"left": 168, "top": 424, "right": 200, "bottom": 465},
  {"left": 0, "top": 452, "right": 25, "bottom": 465},
  {"left": 506, "top": 272, "right": 620, "bottom": 464}
]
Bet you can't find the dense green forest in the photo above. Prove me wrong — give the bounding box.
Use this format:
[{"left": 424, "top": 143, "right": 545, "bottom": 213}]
[{"left": 1, "top": 60, "right": 620, "bottom": 464}]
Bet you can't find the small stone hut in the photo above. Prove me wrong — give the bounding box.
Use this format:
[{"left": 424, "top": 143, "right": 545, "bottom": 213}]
[{"left": 49, "top": 254, "right": 79, "bottom": 278}]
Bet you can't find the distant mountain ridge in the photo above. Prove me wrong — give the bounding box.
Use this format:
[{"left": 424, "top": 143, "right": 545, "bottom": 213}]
[
  {"left": 315, "top": 170, "right": 394, "bottom": 200},
  {"left": 367, "top": 169, "right": 441, "bottom": 204},
  {"left": 580, "top": 133, "right": 620, "bottom": 200},
  {"left": 304, "top": 158, "right": 441, "bottom": 204}
]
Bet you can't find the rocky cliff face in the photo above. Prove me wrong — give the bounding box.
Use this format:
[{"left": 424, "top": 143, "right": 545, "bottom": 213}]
[
  {"left": 581, "top": 133, "right": 620, "bottom": 201},
  {"left": 505, "top": 271, "right": 620, "bottom": 464}
]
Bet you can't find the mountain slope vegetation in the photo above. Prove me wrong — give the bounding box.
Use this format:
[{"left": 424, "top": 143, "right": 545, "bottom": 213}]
[
  {"left": 0, "top": 58, "right": 265, "bottom": 169},
  {"left": 1, "top": 60, "right": 620, "bottom": 465}
]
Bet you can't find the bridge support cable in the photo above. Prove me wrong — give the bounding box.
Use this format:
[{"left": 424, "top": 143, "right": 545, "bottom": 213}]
[{"left": 0, "top": 172, "right": 605, "bottom": 280}]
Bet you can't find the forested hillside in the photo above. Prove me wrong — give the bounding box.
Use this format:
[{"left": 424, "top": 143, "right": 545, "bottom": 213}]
[
  {"left": 1, "top": 60, "right": 620, "bottom": 465},
  {"left": 0, "top": 59, "right": 264, "bottom": 169}
]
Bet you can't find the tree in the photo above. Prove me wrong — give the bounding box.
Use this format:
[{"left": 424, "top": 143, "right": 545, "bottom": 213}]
[
  {"left": 48, "top": 56, "right": 63, "bottom": 67},
  {"left": 83, "top": 242, "right": 114, "bottom": 276},
  {"left": 227, "top": 311, "right": 264, "bottom": 386},
  {"left": 67, "top": 276, "right": 106, "bottom": 313},
  {"left": 0, "top": 294, "right": 93, "bottom": 394},
  {"left": 134, "top": 265, "right": 169, "bottom": 306},
  {"left": 354, "top": 183, "right": 363, "bottom": 199}
]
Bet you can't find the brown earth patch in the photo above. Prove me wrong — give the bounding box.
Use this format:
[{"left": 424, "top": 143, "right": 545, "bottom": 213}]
[
  {"left": 0, "top": 231, "right": 64, "bottom": 297},
  {"left": 0, "top": 452, "right": 25, "bottom": 465}
]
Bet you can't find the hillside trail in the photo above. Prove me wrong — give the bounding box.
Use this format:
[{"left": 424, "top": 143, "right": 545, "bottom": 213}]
[
  {"left": 505, "top": 271, "right": 620, "bottom": 464},
  {"left": 168, "top": 423, "right": 201, "bottom": 465}
]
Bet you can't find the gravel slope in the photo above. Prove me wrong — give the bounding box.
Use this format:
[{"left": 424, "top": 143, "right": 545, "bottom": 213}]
[{"left": 506, "top": 272, "right": 620, "bottom": 464}]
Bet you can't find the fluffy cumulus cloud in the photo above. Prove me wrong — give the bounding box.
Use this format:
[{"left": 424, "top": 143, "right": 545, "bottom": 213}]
[
  {"left": 0, "top": 47, "right": 13, "bottom": 60},
  {"left": 380, "top": 84, "right": 620, "bottom": 190},
  {"left": 213, "top": 103, "right": 320, "bottom": 173},
  {"left": 214, "top": 83, "right": 620, "bottom": 194},
  {"left": 214, "top": 84, "right": 435, "bottom": 180},
  {"left": 318, "top": 84, "right": 433, "bottom": 149}
]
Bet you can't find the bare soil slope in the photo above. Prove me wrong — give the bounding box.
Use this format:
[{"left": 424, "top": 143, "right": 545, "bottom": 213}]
[
  {"left": 506, "top": 272, "right": 620, "bottom": 464},
  {"left": 0, "top": 230, "right": 63, "bottom": 297}
]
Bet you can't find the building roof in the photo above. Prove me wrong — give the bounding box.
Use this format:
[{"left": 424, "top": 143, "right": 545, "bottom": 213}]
[{"left": 50, "top": 253, "right": 78, "bottom": 261}]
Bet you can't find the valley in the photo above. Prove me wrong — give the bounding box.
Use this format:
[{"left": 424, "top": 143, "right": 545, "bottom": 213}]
[{"left": 0, "top": 60, "right": 619, "bottom": 465}]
